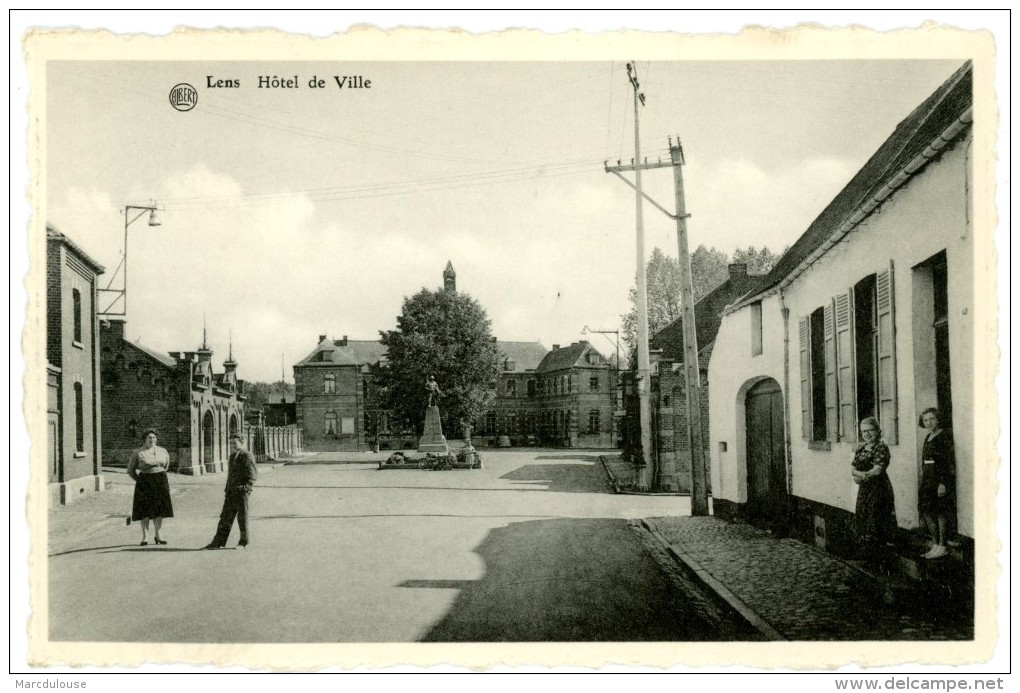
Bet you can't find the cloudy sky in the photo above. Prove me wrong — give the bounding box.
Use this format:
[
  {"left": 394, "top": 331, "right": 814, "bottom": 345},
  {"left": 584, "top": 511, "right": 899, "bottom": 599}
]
[{"left": 44, "top": 50, "right": 964, "bottom": 384}]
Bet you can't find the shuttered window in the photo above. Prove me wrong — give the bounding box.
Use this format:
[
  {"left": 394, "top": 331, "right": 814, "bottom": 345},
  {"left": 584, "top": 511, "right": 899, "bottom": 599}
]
[
  {"left": 876, "top": 263, "right": 899, "bottom": 443},
  {"left": 835, "top": 291, "right": 857, "bottom": 442},
  {"left": 799, "top": 317, "right": 811, "bottom": 440},
  {"left": 823, "top": 301, "right": 838, "bottom": 442}
]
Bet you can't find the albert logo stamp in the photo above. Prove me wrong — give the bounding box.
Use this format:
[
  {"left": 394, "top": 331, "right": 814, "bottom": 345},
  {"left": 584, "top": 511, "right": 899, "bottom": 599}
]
[{"left": 168, "top": 83, "right": 197, "bottom": 111}]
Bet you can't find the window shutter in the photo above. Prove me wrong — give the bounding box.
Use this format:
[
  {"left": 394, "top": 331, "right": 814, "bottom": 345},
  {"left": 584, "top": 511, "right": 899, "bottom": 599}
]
[
  {"left": 876, "top": 262, "right": 899, "bottom": 444},
  {"left": 824, "top": 301, "right": 838, "bottom": 442},
  {"left": 835, "top": 290, "right": 857, "bottom": 442},
  {"left": 799, "top": 317, "right": 811, "bottom": 440}
]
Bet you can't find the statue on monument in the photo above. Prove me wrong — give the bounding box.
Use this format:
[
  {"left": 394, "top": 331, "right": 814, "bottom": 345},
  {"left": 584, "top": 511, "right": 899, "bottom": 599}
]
[{"left": 425, "top": 375, "right": 443, "bottom": 407}]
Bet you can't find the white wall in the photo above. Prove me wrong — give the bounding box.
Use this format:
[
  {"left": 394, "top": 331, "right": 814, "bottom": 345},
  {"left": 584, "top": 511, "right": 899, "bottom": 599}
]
[
  {"left": 708, "top": 293, "right": 786, "bottom": 505},
  {"left": 710, "top": 135, "right": 974, "bottom": 537}
]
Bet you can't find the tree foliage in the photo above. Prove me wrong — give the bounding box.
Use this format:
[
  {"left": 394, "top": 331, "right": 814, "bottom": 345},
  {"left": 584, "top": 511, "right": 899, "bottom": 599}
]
[
  {"left": 622, "top": 244, "right": 784, "bottom": 355},
  {"left": 379, "top": 288, "right": 501, "bottom": 437},
  {"left": 243, "top": 381, "right": 295, "bottom": 412}
]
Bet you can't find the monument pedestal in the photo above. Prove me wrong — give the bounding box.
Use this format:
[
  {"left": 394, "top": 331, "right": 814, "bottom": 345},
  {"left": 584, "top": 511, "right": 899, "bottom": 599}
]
[{"left": 417, "top": 405, "right": 449, "bottom": 454}]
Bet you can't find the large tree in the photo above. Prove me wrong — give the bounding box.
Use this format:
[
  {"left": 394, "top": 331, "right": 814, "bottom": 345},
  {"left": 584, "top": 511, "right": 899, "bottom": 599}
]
[
  {"left": 243, "top": 381, "right": 295, "bottom": 412},
  {"left": 621, "top": 244, "right": 784, "bottom": 355},
  {"left": 379, "top": 288, "right": 501, "bottom": 437},
  {"left": 622, "top": 245, "right": 728, "bottom": 355},
  {"left": 732, "top": 245, "right": 785, "bottom": 275}
]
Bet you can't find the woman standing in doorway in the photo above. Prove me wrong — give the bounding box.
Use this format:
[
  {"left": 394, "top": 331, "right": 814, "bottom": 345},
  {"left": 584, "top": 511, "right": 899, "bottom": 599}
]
[
  {"left": 127, "top": 429, "right": 174, "bottom": 546},
  {"left": 851, "top": 417, "right": 898, "bottom": 565},
  {"left": 918, "top": 407, "right": 955, "bottom": 559}
]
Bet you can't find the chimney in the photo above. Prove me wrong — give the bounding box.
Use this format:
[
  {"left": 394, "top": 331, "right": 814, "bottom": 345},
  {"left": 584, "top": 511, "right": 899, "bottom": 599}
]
[
  {"left": 728, "top": 263, "right": 748, "bottom": 279},
  {"left": 552, "top": 344, "right": 560, "bottom": 350},
  {"left": 342, "top": 335, "right": 348, "bottom": 347},
  {"left": 318, "top": 334, "right": 327, "bottom": 344},
  {"left": 103, "top": 318, "right": 126, "bottom": 343}
]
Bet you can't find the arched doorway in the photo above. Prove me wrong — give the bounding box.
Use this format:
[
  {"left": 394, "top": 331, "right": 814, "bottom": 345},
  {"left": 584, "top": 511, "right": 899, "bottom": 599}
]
[
  {"left": 229, "top": 413, "right": 239, "bottom": 439},
  {"left": 745, "top": 378, "right": 788, "bottom": 528},
  {"left": 202, "top": 410, "right": 215, "bottom": 468}
]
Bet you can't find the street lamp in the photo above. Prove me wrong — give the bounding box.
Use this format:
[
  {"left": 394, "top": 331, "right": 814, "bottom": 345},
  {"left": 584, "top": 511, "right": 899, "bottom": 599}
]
[{"left": 98, "top": 203, "right": 162, "bottom": 317}]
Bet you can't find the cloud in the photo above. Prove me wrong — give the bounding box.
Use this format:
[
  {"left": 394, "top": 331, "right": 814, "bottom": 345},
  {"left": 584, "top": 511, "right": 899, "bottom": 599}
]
[{"left": 686, "top": 156, "right": 856, "bottom": 253}]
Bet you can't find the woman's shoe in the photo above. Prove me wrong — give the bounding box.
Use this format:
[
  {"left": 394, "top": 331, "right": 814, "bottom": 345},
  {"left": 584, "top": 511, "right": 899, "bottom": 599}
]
[
  {"left": 926, "top": 545, "right": 948, "bottom": 559},
  {"left": 237, "top": 540, "right": 248, "bottom": 548},
  {"left": 155, "top": 538, "right": 167, "bottom": 545},
  {"left": 140, "top": 541, "right": 148, "bottom": 546},
  {"left": 126, "top": 517, "right": 132, "bottom": 526}
]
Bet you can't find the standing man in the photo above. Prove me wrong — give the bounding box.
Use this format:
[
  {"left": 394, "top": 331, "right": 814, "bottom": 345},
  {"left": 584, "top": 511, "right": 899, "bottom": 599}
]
[{"left": 205, "top": 433, "right": 258, "bottom": 549}]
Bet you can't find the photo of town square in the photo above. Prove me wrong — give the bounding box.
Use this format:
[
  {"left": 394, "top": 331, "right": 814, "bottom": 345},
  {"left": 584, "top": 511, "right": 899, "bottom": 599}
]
[{"left": 26, "top": 27, "right": 1001, "bottom": 669}]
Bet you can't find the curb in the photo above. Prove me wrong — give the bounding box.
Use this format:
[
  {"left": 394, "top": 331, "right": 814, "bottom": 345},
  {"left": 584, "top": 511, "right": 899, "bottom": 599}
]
[
  {"left": 600, "top": 456, "right": 689, "bottom": 497},
  {"left": 640, "top": 518, "right": 786, "bottom": 641}
]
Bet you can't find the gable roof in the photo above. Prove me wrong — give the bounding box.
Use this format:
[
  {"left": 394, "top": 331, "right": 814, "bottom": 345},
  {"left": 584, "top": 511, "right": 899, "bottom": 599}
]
[
  {"left": 497, "top": 341, "right": 548, "bottom": 372},
  {"left": 730, "top": 61, "right": 973, "bottom": 311},
  {"left": 651, "top": 265, "right": 762, "bottom": 361},
  {"left": 294, "top": 338, "right": 387, "bottom": 368},
  {"left": 46, "top": 225, "right": 106, "bottom": 273},
  {"left": 536, "top": 341, "right": 607, "bottom": 373},
  {"left": 126, "top": 339, "right": 177, "bottom": 369}
]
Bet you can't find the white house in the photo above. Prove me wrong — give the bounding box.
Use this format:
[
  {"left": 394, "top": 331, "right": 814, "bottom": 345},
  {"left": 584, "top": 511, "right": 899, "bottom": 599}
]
[{"left": 707, "top": 62, "right": 974, "bottom": 557}]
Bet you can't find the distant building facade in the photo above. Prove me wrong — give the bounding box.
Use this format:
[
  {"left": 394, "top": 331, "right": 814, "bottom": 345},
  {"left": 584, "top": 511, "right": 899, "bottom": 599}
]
[
  {"left": 99, "top": 320, "right": 249, "bottom": 475},
  {"left": 293, "top": 263, "right": 618, "bottom": 451},
  {"left": 294, "top": 336, "right": 391, "bottom": 451},
  {"left": 46, "top": 226, "right": 105, "bottom": 506}
]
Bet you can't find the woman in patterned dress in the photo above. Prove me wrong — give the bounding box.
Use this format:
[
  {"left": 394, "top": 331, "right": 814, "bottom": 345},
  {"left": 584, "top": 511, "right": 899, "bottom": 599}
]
[{"left": 851, "top": 417, "right": 897, "bottom": 562}]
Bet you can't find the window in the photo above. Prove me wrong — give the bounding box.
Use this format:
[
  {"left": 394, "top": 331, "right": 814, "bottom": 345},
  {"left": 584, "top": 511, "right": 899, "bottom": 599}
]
[
  {"left": 527, "top": 379, "right": 536, "bottom": 398},
  {"left": 378, "top": 411, "right": 390, "bottom": 434},
  {"left": 74, "top": 382, "right": 84, "bottom": 453},
  {"left": 590, "top": 376, "right": 600, "bottom": 391},
  {"left": 324, "top": 373, "right": 336, "bottom": 394},
  {"left": 801, "top": 263, "right": 899, "bottom": 445},
  {"left": 588, "top": 409, "right": 600, "bottom": 434},
  {"left": 72, "top": 289, "right": 82, "bottom": 344},
  {"left": 854, "top": 275, "right": 878, "bottom": 426},
  {"left": 506, "top": 379, "right": 517, "bottom": 397},
  {"left": 505, "top": 359, "right": 515, "bottom": 372},
  {"left": 485, "top": 411, "right": 496, "bottom": 433},
  {"left": 751, "top": 301, "right": 763, "bottom": 356},
  {"left": 324, "top": 411, "right": 337, "bottom": 435},
  {"left": 800, "top": 304, "right": 835, "bottom": 444}
]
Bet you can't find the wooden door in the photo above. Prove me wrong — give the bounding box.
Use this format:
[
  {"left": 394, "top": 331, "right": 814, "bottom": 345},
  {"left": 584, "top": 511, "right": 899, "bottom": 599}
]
[{"left": 746, "top": 379, "right": 788, "bottom": 525}]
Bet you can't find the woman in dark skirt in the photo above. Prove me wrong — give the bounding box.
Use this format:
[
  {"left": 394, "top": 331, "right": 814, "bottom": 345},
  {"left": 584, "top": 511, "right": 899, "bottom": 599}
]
[
  {"left": 918, "top": 407, "right": 955, "bottom": 559},
  {"left": 127, "top": 429, "right": 173, "bottom": 546},
  {"left": 851, "top": 417, "right": 898, "bottom": 564}
]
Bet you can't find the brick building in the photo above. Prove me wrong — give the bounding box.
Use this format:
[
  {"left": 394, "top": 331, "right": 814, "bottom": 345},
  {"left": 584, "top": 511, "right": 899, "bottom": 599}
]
[
  {"left": 294, "top": 263, "right": 618, "bottom": 451},
  {"left": 99, "top": 320, "right": 248, "bottom": 475},
  {"left": 466, "top": 340, "right": 548, "bottom": 446},
  {"left": 645, "top": 263, "right": 762, "bottom": 492},
  {"left": 526, "top": 341, "right": 615, "bottom": 448},
  {"left": 46, "top": 226, "right": 105, "bottom": 506},
  {"left": 294, "top": 336, "right": 391, "bottom": 451}
]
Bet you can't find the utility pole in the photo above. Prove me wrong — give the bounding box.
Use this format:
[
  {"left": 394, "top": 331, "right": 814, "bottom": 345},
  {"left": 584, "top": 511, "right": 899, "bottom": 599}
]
[
  {"left": 669, "top": 140, "right": 708, "bottom": 515},
  {"left": 605, "top": 131, "right": 709, "bottom": 512},
  {"left": 617, "top": 61, "right": 655, "bottom": 491}
]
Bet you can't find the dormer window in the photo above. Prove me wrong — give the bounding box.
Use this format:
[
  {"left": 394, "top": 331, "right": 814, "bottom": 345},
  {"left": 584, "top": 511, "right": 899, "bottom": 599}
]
[{"left": 505, "top": 359, "right": 515, "bottom": 372}]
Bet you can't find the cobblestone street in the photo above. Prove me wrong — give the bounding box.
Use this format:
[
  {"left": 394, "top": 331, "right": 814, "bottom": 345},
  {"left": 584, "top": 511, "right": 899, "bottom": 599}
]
[{"left": 647, "top": 516, "right": 973, "bottom": 641}]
